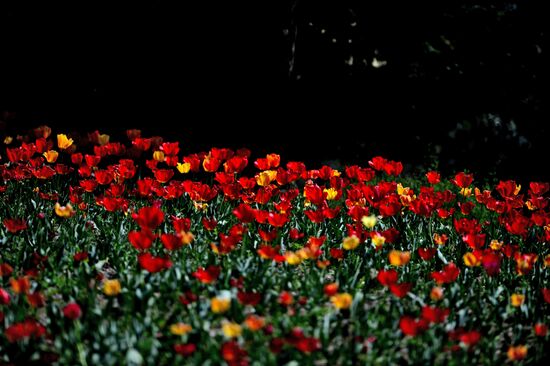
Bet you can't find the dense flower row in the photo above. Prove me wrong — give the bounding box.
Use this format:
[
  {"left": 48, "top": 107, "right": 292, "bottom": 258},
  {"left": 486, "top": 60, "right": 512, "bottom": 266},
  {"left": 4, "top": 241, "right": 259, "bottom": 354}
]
[{"left": 0, "top": 126, "right": 548, "bottom": 364}]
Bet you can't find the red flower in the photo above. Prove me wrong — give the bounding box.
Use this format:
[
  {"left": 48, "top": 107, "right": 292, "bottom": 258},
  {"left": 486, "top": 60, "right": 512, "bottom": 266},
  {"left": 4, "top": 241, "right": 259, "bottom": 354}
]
[
  {"left": 279, "top": 291, "right": 294, "bottom": 306},
  {"left": 3, "top": 218, "right": 27, "bottom": 233},
  {"left": 418, "top": 247, "right": 437, "bottom": 261},
  {"left": 133, "top": 206, "right": 164, "bottom": 230},
  {"left": 221, "top": 341, "right": 248, "bottom": 364},
  {"left": 5, "top": 319, "right": 46, "bottom": 343},
  {"left": 0, "top": 288, "right": 10, "bottom": 305},
  {"left": 399, "top": 316, "right": 428, "bottom": 336},
  {"left": 389, "top": 283, "right": 412, "bottom": 298},
  {"left": 421, "top": 306, "right": 450, "bottom": 323},
  {"left": 73, "top": 252, "right": 89, "bottom": 262},
  {"left": 233, "top": 203, "right": 256, "bottom": 223},
  {"left": 224, "top": 156, "right": 248, "bottom": 174},
  {"left": 154, "top": 169, "right": 174, "bottom": 183},
  {"left": 94, "top": 169, "right": 114, "bottom": 185},
  {"left": 481, "top": 251, "right": 501, "bottom": 276},
  {"left": 63, "top": 302, "right": 82, "bottom": 320},
  {"left": 193, "top": 266, "right": 221, "bottom": 284},
  {"left": 138, "top": 253, "right": 172, "bottom": 273},
  {"left": 237, "top": 291, "right": 262, "bottom": 306},
  {"left": 202, "top": 217, "right": 217, "bottom": 230},
  {"left": 458, "top": 330, "right": 481, "bottom": 347},
  {"left": 377, "top": 269, "right": 398, "bottom": 287},
  {"left": 128, "top": 230, "right": 155, "bottom": 251},
  {"left": 85, "top": 154, "right": 101, "bottom": 167},
  {"left": 529, "top": 182, "right": 549, "bottom": 196},
  {"left": 267, "top": 212, "right": 288, "bottom": 227},
  {"left": 452, "top": 172, "right": 474, "bottom": 188},
  {"left": 174, "top": 343, "right": 196, "bottom": 356},
  {"left": 431, "top": 262, "right": 460, "bottom": 284},
  {"left": 534, "top": 323, "right": 548, "bottom": 337},
  {"left": 161, "top": 233, "right": 183, "bottom": 251},
  {"left": 304, "top": 184, "right": 326, "bottom": 206},
  {"left": 426, "top": 171, "right": 441, "bottom": 184},
  {"left": 295, "top": 337, "right": 321, "bottom": 353}
]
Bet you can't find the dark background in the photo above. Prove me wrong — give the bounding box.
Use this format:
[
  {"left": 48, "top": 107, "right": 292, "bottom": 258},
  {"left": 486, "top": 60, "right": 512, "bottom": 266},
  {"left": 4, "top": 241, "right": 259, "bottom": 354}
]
[{"left": 1, "top": 1, "right": 548, "bottom": 182}]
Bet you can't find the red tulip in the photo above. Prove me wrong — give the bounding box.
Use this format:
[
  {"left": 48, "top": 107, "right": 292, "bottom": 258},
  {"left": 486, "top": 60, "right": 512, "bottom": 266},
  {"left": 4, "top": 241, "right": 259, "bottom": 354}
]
[{"left": 63, "top": 302, "right": 82, "bottom": 320}]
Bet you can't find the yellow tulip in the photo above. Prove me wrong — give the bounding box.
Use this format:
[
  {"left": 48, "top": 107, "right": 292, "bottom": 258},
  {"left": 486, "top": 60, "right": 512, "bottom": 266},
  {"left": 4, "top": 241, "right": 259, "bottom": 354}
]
[
  {"left": 54, "top": 202, "right": 75, "bottom": 218},
  {"left": 170, "top": 323, "right": 192, "bottom": 336},
  {"left": 177, "top": 162, "right": 191, "bottom": 174},
  {"left": 222, "top": 322, "right": 242, "bottom": 338},
  {"left": 103, "top": 279, "right": 121, "bottom": 296},
  {"left": 510, "top": 294, "right": 525, "bottom": 307},
  {"left": 330, "top": 293, "right": 353, "bottom": 309},
  {"left": 255, "top": 170, "right": 277, "bottom": 186},
  {"left": 361, "top": 215, "right": 377, "bottom": 229},
  {"left": 285, "top": 251, "right": 302, "bottom": 265},
  {"left": 43, "top": 150, "right": 59, "bottom": 163},
  {"left": 371, "top": 233, "right": 386, "bottom": 249},
  {"left": 389, "top": 250, "right": 411, "bottom": 266},
  {"left": 211, "top": 297, "right": 231, "bottom": 314},
  {"left": 57, "top": 134, "right": 74, "bottom": 150},
  {"left": 323, "top": 188, "right": 338, "bottom": 201},
  {"left": 98, "top": 133, "right": 110, "bottom": 146},
  {"left": 342, "top": 235, "right": 360, "bottom": 250},
  {"left": 463, "top": 252, "right": 480, "bottom": 267},
  {"left": 153, "top": 150, "right": 165, "bottom": 162}
]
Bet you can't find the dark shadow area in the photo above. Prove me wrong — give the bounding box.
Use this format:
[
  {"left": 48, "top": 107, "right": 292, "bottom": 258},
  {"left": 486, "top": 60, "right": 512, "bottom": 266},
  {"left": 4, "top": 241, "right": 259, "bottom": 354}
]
[{"left": 1, "top": 1, "right": 548, "bottom": 182}]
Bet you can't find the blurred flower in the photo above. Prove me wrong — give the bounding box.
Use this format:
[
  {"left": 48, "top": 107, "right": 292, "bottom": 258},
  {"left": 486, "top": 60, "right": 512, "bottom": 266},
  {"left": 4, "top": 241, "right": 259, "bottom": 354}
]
[
  {"left": 63, "top": 302, "right": 82, "bottom": 320},
  {"left": 222, "top": 321, "right": 242, "bottom": 338},
  {"left": 430, "top": 286, "right": 444, "bottom": 301},
  {"left": 211, "top": 297, "right": 231, "bottom": 314},
  {"left": 510, "top": 294, "right": 525, "bottom": 307},
  {"left": 371, "top": 233, "right": 386, "bottom": 249},
  {"left": 361, "top": 215, "right": 377, "bottom": 229},
  {"left": 507, "top": 345, "right": 527, "bottom": 361},
  {"left": 343, "top": 235, "right": 360, "bottom": 250},
  {"left": 103, "top": 279, "right": 121, "bottom": 296},
  {"left": 177, "top": 162, "right": 191, "bottom": 174},
  {"left": 55, "top": 202, "right": 76, "bottom": 218},
  {"left": 170, "top": 323, "right": 192, "bottom": 336},
  {"left": 389, "top": 250, "right": 410, "bottom": 266},
  {"left": 331, "top": 293, "right": 353, "bottom": 309},
  {"left": 244, "top": 315, "right": 265, "bottom": 331},
  {"left": 534, "top": 323, "right": 548, "bottom": 337},
  {"left": 174, "top": 343, "right": 196, "bottom": 356}
]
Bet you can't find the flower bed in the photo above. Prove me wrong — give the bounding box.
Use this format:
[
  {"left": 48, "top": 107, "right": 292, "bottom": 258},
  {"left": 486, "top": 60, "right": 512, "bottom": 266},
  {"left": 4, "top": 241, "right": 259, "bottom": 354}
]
[{"left": 0, "top": 127, "right": 548, "bottom": 364}]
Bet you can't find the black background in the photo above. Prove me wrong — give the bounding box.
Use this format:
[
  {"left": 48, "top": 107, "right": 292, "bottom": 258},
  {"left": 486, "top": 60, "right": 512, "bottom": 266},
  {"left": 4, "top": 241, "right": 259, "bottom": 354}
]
[{"left": 1, "top": 1, "right": 548, "bottom": 182}]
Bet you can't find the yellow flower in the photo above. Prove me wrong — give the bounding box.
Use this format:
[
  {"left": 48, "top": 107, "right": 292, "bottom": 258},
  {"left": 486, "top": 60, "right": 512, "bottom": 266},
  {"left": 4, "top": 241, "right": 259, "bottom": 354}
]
[
  {"left": 170, "top": 322, "right": 192, "bottom": 336},
  {"left": 43, "top": 150, "right": 59, "bottom": 163},
  {"left": 180, "top": 231, "right": 195, "bottom": 245},
  {"left": 177, "top": 162, "right": 191, "bottom": 174},
  {"left": 460, "top": 187, "right": 472, "bottom": 197},
  {"left": 3, "top": 136, "right": 13, "bottom": 145},
  {"left": 211, "top": 297, "right": 231, "bottom": 314},
  {"left": 57, "top": 134, "right": 74, "bottom": 150},
  {"left": 507, "top": 345, "right": 528, "bottom": 361},
  {"left": 371, "top": 233, "right": 386, "bottom": 249},
  {"left": 255, "top": 170, "right": 277, "bottom": 186},
  {"left": 361, "top": 215, "right": 377, "bottom": 229},
  {"left": 330, "top": 293, "right": 353, "bottom": 309},
  {"left": 222, "top": 321, "right": 242, "bottom": 338},
  {"left": 342, "top": 235, "right": 360, "bottom": 250},
  {"left": 285, "top": 251, "right": 302, "bottom": 265},
  {"left": 54, "top": 202, "right": 75, "bottom": 218},
  {"left": 153, "top": 150, "right": 165, "bottom": 162},
  {"left": 389, "top": 250, "right": 411, "bottom": 266},
  {"left": 97, "top": 133, "right": 110, "bottom": 146},
  {"left": 103, "top": 279, "right": 121, "bottom": 296},
  {"left": 323, "top": 188, "right": 338, "bottom": 200},
  {"left": 510, "top": 294, "right": 525, "bottom": 307},
  {"left": 490, "top": 239, "right": 503, "bottom": 251},
  {"left": 463, "top": 252, "right": 480, "bottom": 267}
]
